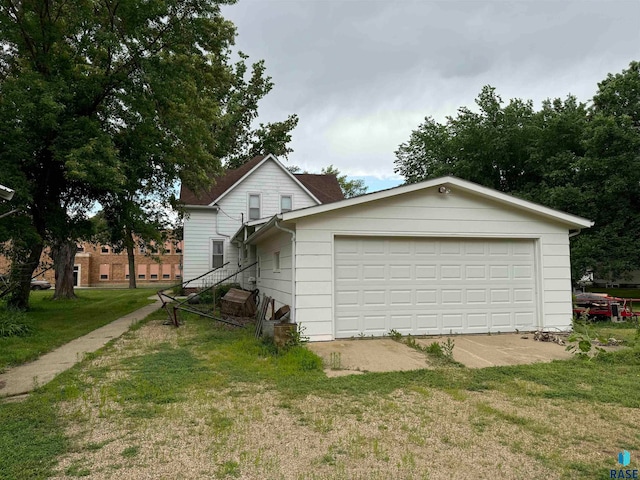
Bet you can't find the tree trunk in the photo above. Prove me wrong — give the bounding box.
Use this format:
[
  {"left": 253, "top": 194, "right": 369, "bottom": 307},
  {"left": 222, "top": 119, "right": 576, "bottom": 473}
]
[
  {"left": 52, "top": 239, "right": 77, "bottom": 300},
  {"left": 7, "top": 241, "right": 44, "bottom": 310},
  {"left": 125, "top": 226, "right": 137, "bottom": 289}
]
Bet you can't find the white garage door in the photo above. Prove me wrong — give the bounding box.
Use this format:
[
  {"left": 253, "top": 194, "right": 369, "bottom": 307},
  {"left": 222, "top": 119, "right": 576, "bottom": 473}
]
[{"left": 334, "top": 237, "right": 538, "bottom": 338}]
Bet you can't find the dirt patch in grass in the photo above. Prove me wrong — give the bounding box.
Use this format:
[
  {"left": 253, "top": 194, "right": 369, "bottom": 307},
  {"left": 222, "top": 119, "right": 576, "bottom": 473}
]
[{"left": 49, "top": 319, "right": 638, "bottom": 480}]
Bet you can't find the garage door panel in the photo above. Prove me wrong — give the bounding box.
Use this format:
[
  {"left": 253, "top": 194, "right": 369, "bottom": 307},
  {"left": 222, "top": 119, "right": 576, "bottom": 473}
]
[
  {"left": 465, "top": 265, "right": 487, "bottom": 279},
  {"left": 363, "top": 265, "right": 385, "bottom": 279},
  {"left": 443, "top": 314, "right": 463, "bottom": 329},
  {"left": 490, "top": 289, "right": 510, "bottom": 303},
  {"left": 416, "top": 265, "right": 437, "bottom": 279},
  {"left": 491, "top": 312, "right": 512, "bottom": 328},
  {"left": 515, "top": 312, "right": 536, "bottom": 327},
  {"left": 390, "top": 290, "right": 412, "bottom": 305},
  {"left": 468, "top": 313, "right": 488, "bottom": 327},
  {"left": 417, "top": 314, "right": 438, "bottom": 329},
  {"left": 363, "top": 290, "right": 386, "bottom": 306},
  {"left": 441, "top": 265, "right": 462, "bottom": 279},
  {"left": 336, "top": 265, "right": 359, "bottom": 280},
  {"left": 466, "top": 289, "right": 487, "bottom": 304},
  {"left": 513, "top": 265, "right": 534, "bottom": 279},
  {"left": 336, "top": 290, "right": 359, "bottom": 307},
  {"left": 416, "top": 289, "right": 437, "bottom": 305},
  {"left": 389, "top": 265, "right": 412, "bottom": 279},
  {"left": 335, "top": 237, "right": 537, "bottom": 337},
  {"left": 363, "top": 315, "right": 386, "bottom": 332},
  {"left": 442, "top": 289, "right": 463, "bottom": 304}
]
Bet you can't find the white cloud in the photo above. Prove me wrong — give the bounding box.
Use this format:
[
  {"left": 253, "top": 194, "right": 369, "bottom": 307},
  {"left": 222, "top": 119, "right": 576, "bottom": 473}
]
[{"left": 224, "top": 0, "right": 640, "bottom": 178}]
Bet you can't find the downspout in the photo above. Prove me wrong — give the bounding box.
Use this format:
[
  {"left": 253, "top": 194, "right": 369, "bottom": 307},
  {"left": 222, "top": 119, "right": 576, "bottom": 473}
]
[
  {"left": 275, "top": 219, "right": 296, "bottom": 323},
  {"left": 568, "top": 229, "right": 581, "bottom": 238}
]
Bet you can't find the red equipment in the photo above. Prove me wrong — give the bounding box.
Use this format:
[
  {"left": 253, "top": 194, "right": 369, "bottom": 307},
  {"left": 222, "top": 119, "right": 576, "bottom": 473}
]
[{"left": 573, "top": 293, "right": 638, "bottom": 321}]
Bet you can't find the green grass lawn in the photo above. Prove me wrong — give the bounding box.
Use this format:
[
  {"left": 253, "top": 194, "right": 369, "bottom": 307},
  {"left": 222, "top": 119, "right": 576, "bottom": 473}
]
[
  {"left": 2, "top": 311, "right": 639, "bottom": 479},
  {"left": 0, "top": 288, "right": 157, "bottom": 371}
]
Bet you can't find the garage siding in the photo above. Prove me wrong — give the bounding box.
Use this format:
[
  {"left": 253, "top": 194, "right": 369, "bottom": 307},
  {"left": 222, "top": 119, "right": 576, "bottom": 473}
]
[
  {"left": 293, "top": 188, "right": 573, "bottom": 341},
  {"left": 255, "top": 230, "right": 293, "bottom": 311}
]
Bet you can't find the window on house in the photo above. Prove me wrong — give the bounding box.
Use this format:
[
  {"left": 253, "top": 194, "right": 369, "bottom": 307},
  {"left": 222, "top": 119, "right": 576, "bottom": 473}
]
[
  {"left": 125, "top": 265, "right": 129, "bottom": 279},
  {"left": 99, "top": 264, "right": 109, "bottom": 280},
  {"left": 137, "top": 264, "right": 146, "bottom": 280},
  {"left": 101, "top": 246, "right": 109, "bottom": 254},
  {"left": 77, "top": 244, "right": 84, "bottom": 253},
  {"left": 175, "top": 242, "right": 183, "bottom": 254},
  {"left": 149, "top": 264, "right": 159, "bottom": 280},
  {"left": 139, "top": 245, "right": 147, "bottom": 254},
  {"left": 162, "top": 264, "right": 171, "bottom": 279},
  {"left": 212, "top": 240, "right": 224, "bottom": 268},
  {"left": 273, "top": 251, "right": 280, "bottom": 272},
  {"left": 280, "top": 195, "right": 292, "bottom": 213},
  {"left": 249, "top": 194, "right": 260, "bottom": 220}
]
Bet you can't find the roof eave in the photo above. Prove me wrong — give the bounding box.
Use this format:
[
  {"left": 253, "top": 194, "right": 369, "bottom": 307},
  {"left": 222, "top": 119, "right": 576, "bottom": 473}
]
[
  {"left": 183, "top": 204, "right": 219, "bottom": 211},
  {"left": 245, "top": 215, "right": 280, "bottom": 245},
  {"left": 280, "top": 176, "right": 593, "bottom": 229}
]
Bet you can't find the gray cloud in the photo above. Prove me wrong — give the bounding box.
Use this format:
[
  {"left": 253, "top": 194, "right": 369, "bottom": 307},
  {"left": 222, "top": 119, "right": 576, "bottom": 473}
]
[{"left": 224, "top": 0, "right": 640, "bottom": 177}]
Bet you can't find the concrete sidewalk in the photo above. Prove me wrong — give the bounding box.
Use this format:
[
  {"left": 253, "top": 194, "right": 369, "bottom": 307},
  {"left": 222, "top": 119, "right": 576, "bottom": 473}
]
[{"left": 0, "top": 299, "right": 163, "bottom": 399}]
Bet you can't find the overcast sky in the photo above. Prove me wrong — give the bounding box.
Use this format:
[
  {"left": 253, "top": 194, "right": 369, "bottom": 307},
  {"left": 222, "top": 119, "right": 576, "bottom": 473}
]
[{"left": 223, "top": 0, "right": 640, "bottom": 191}]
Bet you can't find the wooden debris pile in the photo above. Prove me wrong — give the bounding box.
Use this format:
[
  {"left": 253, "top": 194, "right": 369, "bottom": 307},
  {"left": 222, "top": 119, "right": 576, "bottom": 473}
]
[{"left": 533, "top": 330, "right": 568, "bottom": 346}]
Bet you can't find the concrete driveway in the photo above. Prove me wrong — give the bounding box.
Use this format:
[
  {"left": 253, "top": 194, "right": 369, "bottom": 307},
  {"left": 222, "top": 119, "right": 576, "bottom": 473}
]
[{"left": 307, "top": 333, "right": 573, "bottom": 376}]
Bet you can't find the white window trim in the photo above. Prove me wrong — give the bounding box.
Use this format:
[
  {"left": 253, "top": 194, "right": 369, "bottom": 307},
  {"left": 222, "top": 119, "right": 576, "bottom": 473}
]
[
  {"left": 248, "top": 193, "right": 261, "bottom": 221},
  {"left": 273, "top": 251, "right": 281, "bottom": 273},
  {"left": 211, "top": 238, "right": 225, "bottom": 269},
  {"left": 280, "top": 194, "right": 293, "bottom": 213},
  {"left": 74, "top": 264, "right": 81, "bottom": 287}
]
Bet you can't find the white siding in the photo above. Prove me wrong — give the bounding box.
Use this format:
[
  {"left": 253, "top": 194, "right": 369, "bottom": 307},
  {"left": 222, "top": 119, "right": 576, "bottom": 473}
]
[
  {"left": 182, "top": 209, "right": 218, "bottom": 283},
  {"left": 256, "top": 231, "right": 293, "bottom": 310},
  {"left": 182, "top": 158, "right": 318, "bottom": 285},
  {"left": 290, "top": 188, "right": 574, "bottom": 341}
]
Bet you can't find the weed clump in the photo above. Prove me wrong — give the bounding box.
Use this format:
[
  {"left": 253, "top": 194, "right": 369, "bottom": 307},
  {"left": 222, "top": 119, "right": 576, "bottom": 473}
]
[{"left": 0, "top": 309, "right": 33, "bottom": 337}]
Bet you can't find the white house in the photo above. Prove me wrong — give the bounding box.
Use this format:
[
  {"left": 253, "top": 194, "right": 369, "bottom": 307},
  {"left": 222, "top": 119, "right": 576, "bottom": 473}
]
[
  {"left": 242, "top": 176, "right": 593, "bottom": 341},
  {"left": 179, "top": 154, "right": 344, "bottom": 287}
]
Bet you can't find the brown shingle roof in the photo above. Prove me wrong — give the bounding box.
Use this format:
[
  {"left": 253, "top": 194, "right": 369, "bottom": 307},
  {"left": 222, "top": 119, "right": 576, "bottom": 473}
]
[
  {"left": 294, "top": 173, "right": 344, "bottom": 203},
  {"left": 179, "top": 155, "right": 267, "bottom": 206},
  {"left": 179, "top": 155, "right": 344, "bottom": 206}
]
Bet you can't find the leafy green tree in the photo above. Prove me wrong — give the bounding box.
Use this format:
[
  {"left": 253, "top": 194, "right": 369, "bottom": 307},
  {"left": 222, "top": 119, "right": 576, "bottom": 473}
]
[
  {"left": 394, "top": 62, "right": 640, "bottom": 282},
  {"left": 0, "top": 0, "right": 294, "bottom": 306},
  {"left": 283, "top": 165, "right": 368, "bottom": 198},
  {"left": 320, "top": 165, "right": 368, "bottom": 198}
]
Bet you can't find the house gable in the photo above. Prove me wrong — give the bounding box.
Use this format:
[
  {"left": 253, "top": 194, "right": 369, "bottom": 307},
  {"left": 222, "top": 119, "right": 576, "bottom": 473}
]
[{"left": 279, "top": 176, "right": 592, "bottom": 229}]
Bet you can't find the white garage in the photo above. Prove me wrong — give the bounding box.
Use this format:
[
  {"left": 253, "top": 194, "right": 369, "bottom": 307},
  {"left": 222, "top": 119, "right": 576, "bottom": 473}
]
[
  {"left": 334, "top": 236, "right": 537, "bottom": 338},
  {"left": 247, "top": 176, "right": 593, "bottom": 342}
]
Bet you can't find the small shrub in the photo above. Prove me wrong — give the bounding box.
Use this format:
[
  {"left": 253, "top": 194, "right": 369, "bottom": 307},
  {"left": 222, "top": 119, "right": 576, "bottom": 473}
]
[
  {"left": 388, "top": 329, "right": 402, "bottom": 341},
  {"left": 0, "top": 309, "right": 32, "bottom": 337},
  {"left": 566, "top": 323, "right": 605, "bottom": 359},
  {"left": 441, "top": 338, "right": 455, "bottom": 358},
  {"left": 425, "top": 341, "right": 444, "bottom": 357},
  {"left": 285, "top": 323, "right": 310, "bottom": 348}
]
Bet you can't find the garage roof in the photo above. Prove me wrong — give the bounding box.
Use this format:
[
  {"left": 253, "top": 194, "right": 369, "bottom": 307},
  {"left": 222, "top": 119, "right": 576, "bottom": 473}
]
[{"left": 246, "top": 176, "right": 593, "bottom": 244}]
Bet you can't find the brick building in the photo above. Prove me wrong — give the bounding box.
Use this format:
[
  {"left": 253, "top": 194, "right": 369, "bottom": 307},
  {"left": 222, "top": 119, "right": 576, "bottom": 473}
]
[{"left": 1, "top": 240, "right": 183, "bottom": 288}]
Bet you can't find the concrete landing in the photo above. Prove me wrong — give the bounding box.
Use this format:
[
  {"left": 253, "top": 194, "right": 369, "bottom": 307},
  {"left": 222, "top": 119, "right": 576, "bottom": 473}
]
[
  {"left": 0, "top": 299, "right": 163, "bottom": 399},
  {"left": 416, "top": 333, "right": 573, "bottom": 368},
  {"left": 308, "top": 333, "right": 574, "bottom": 375}
]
